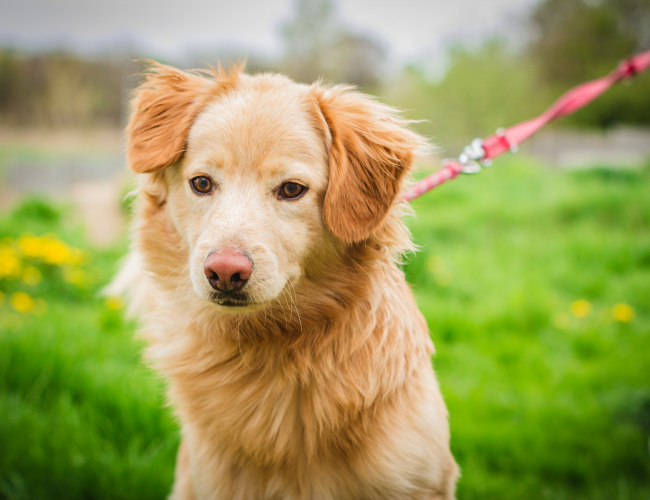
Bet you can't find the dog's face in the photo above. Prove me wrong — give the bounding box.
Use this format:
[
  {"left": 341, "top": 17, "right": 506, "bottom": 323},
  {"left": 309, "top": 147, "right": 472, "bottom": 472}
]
[
  {"left": 166, "top": 88, "right": 330, "bottom": 310},
  {"left": 127, "top": 63, "right": 424, "bottom": 313}
]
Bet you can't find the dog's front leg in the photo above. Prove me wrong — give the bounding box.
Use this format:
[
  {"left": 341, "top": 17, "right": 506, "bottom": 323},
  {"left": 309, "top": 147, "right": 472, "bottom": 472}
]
[{"left": 169, "top": 438, "right": 196, "bottom": 500}]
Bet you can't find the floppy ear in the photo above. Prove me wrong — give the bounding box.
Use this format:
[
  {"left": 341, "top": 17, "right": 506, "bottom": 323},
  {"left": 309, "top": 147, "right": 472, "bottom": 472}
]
[
  {"left": 313, "top": 86, "right": 426, "bottom": 243},
  {"left": 127, "top": 62, "right": 224, "bottom": 174}
]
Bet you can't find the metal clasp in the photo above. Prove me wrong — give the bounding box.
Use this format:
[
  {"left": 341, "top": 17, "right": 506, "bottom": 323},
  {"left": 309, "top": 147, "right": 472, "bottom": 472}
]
[
  {"left": 457, "top": 138, "right": 486, "bottom": 174},
  {"left": 451, "top": 130, "right": 518, "bottom": 175}
]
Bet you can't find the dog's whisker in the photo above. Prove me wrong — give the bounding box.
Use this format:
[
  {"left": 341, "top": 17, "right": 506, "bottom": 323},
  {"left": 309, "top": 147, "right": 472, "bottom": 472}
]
[
  {"left": 281, "top": 287, "right": 293, "bottom": 326},
  {"left": 275, "top": 288, "right": 289, "bottom": 327},
  {"left": 276, "top": 295, "right": 288, "bottom": 326},
  {"left": 172, "top": 273, "right": 193, "bottom": 309},
  {"left": 163, "top": 263, "right": 190, "bottom": 284},
  {"left": 287, "top": 279, "right": 302, "bottom": 333},
  {"left": 262, "top": 303, "right": 268, "bottom": 327}
]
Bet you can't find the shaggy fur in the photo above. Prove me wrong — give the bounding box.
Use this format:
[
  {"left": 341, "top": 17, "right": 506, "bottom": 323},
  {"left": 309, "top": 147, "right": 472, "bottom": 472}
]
[{"left": 115, "top": 61, "right": 458, "bottom": 500}]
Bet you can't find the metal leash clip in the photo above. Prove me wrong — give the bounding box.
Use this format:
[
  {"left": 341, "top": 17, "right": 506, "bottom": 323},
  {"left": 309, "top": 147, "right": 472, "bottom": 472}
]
[{"left": 456, "top": 137, "right": 487, "bottom": 174}]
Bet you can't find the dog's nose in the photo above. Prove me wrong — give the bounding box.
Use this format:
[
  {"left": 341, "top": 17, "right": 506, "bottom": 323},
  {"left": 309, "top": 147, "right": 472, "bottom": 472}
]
[{"left": 204, "top": 250, "right": 252, "bottom": 292}]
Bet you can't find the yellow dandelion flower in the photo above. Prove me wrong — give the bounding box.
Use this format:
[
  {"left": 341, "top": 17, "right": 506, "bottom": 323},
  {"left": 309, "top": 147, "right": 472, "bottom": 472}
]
[
  {"left": 552, "top": 312, "right": 571, "bottom": 330},
  {"left": 434, "top": 270, "right": 452, "bottom": 287},
  {"left": 70, "top": 248, "right": 87, "bottom": 266},
  {"left": 11, "top": 291, "right": 35, "bottom": 313},
  {"left": 18, "top": 233, "right": 87, "bottom": 267},
  {"left": 427, "top": 255, "right": 444, "bottom": 274},
  {"left": 63, "top": 266, "right": 87, "bottom": 286},
  {"left": 17, "top": 234, "right": 43, "bottom": 258},
  {"left": 105, "top": 296, "right": 123, "bottom": 310},
  {"left": 22, "top": 266, "right": 42, "bottom": 286},
  {"left": 0, "top": 247, "right": 22, "bottom": 279},
  {"left": 612, "top": 303, "right": 635, "bottom": 323},
  {"left": 571, "top": 299, "right": 592, "bottom": 318},
  {"left": 41, "top": 238, "right": 74, "bottom": 265},
  {"left": 427, "top": 255, "right": 452, "bottom": 286}
]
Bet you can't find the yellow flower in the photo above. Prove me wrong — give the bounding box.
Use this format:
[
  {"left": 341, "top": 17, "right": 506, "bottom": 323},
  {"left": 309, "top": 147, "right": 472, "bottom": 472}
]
[
  {"left": 41, "top": 238, "right": 74, "bottom": 265},
  {"left": 17, "top": 234, "right": 43, "bottom": 258},
  {"left": 427, "top": 255, "right": 444, "bottom": 273},
  {"left": 22, "top": 266, "right": 42, "bottom": 286},
  {"left": 63, "top": 266, "right": 87, "bottom": 286},
  {"left": 570, "top": 299, "right": 592, "bottom": 319},
  {"left": 70, "top": 248, "right": 88, "bottom": 266},
  {"left": 612, "top": 303, "right": 635, "bottom": 323},
  {"left": 552, "top": 312, "right": 571, "bottom": 330},
  {"left": 11, "top": 291, "right": 35, "bottom": 313},
  {"left": 105, "top": 296, "right": 123, "bottom": 310},
  {"left": 17, "top": 233, "right": 88, "bottom": 267},
  {"left": 427, "top": 255, "right": 452, "bottom": 286},
  {"left": 0, "top": 246, "right": 22, "bottom": 279}
]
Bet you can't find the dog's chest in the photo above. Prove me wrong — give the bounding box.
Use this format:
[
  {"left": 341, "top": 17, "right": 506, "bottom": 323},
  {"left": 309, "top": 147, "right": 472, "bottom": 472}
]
[
  {"left": 172, "top": 347, "right": 363, "bottom": 458},
  {"left": 172, "top": 353, "right": 378, "bottom": 499},
  {"left": 148, "top": 295, "right": 446, "bottom": 500}
]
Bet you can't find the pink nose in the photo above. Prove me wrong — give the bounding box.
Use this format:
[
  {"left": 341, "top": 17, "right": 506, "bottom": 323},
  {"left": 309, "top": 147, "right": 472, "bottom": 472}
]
[{"left": 204, "top": 250, "right": 253, "bottom": 292}]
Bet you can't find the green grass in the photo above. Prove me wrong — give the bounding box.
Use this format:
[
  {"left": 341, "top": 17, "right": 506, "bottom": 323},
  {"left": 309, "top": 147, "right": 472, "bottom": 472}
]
[
  {"left": 406, "top": 159, "right": 650, "bottom": 499},
  {"left": 0, "top": 200, "right": 177, "bottom": 500},
  {"left": 1, "top": 158, "right": 649, "bottom": 499}
]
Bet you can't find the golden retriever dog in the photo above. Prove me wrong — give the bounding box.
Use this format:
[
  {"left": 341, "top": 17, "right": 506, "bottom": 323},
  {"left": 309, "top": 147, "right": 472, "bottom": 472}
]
[{"left": 114, "top": 60, "right": 458, "bottom": 500}]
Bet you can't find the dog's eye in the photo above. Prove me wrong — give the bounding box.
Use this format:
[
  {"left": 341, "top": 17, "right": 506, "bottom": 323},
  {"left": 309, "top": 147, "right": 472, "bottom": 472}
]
[
  {"left": 190, "top": 176, "right": 214, "bottom": 195},
  {"left": 278, "top": 182, "right": 306, "bottom": 200}
]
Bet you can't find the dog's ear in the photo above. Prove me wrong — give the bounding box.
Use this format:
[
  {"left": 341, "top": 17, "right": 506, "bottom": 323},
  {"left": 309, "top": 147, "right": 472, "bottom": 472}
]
[
  {"left": 313, "top": 86, "right": 426, "bottom": 243},
  {"left": 127, "top": 62, "right": 233, "bottom": 174}
]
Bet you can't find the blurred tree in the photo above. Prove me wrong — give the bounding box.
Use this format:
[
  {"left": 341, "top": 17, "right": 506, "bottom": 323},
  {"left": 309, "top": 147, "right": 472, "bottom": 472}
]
[
  {"left": 0, "top": 51, "right": 140, "bottom": 128},
  {"left": 280, "top": 0, "right": 386, "bottom": 89},
  {"left": 529, "top": 0, "right": 650, "bottom": 127},
  {"left": 384, "top": 40, "right": 552, "bottom": 155},
  {"left": 0, "top": 50, "right": 23, "bottom": 121},
  {"left": 609, "top": 0, "right": 650, "bottom": 51}
]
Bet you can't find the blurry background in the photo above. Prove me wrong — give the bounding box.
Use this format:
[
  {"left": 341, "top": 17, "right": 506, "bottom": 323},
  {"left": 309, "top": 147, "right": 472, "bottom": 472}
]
[{"left": 1, "top": 0, "right": 649, "bottom": 499}]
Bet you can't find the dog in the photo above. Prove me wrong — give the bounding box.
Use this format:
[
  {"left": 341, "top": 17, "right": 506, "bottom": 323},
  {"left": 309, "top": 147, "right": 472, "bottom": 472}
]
[{"left": 113, "top": 60, "right": 459, "bottom": 500}]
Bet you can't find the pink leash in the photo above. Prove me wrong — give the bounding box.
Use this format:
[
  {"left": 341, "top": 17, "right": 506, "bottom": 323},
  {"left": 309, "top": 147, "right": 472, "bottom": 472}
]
[{"left": 403, "top": 49, "right": 650, "bottom": 202}]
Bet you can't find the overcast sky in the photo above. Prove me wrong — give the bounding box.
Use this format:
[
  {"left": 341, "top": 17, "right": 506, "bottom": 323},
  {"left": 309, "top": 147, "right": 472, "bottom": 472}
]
[{"left": 2, "top": 0, "right": 537, "bottom": 62}]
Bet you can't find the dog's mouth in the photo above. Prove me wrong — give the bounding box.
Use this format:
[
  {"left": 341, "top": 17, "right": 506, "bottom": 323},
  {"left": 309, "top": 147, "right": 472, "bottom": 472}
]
[{"left": 209, "top": 291, "right": 254, "bottom": 308}]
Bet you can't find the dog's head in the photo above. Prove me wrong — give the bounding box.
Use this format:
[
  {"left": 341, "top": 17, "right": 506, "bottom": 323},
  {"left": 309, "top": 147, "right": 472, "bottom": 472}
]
[{"left": 128, "top": 62, "right": 425, "bottom": 312}]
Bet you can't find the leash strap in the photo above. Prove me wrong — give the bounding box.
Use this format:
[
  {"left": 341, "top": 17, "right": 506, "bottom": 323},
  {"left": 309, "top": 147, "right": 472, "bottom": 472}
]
[{"left": 403, "top": 49, "right": 650, "bottom": 202}]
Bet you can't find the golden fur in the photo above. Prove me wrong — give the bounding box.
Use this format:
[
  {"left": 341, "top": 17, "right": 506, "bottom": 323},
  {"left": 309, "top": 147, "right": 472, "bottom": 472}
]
[{"left": 115, "top": 61, "right": 458, "bottom": 500}]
